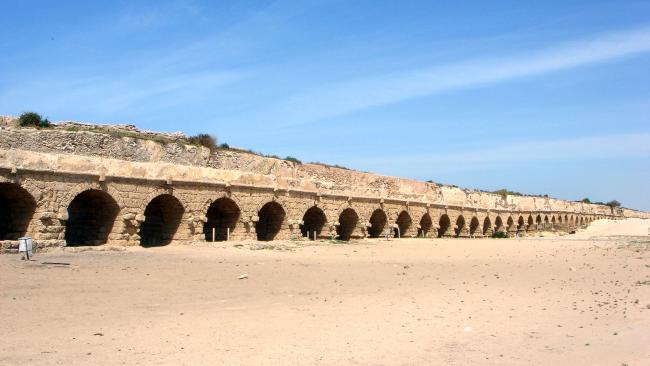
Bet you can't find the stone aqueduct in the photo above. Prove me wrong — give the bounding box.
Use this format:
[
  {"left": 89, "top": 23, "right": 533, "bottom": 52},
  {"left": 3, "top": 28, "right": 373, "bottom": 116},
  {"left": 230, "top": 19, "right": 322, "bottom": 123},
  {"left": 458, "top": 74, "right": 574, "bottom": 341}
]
[{"left": 0, "top": 118, "right": 647, "bottom": 250}]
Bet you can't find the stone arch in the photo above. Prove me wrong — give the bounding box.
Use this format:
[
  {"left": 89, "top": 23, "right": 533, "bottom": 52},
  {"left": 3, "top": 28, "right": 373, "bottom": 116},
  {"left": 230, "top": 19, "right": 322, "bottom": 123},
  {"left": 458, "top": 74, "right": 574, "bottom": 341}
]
[
  {"left": 256, "top": 201, "right": 286, "bottom": 241},
  {"left": 558, "top": 215, "right": 563, "bottom": 223},
  {"left": 61, "top": 183, "right": 124, "bottom": 213},
  {"left": 337, "top": 208, "right": 359, "bottom": 241},
  {"left": 139, "top": 194, "right": 184, "bottom": 247},
  {"left": 0, "top": 183, "right": 37, "bottom": 240},
  {"left": 544, "top": 215, "right": 549, "bottom": 224},
  {"left": 204, "top": 197, "right": 241, "bottom": 241},
  {"left": 454, "top": 215, "right": 466, "bottom": 237},
  {"left": 368, "top": 209, "right": 388, "bottom": 238},
  {"left": 482, "top": 216, "right": 492, "bottom": 235},
  {"left": 301, "top": 206, "right": 327, "bottom": 240},
  {"left": 395, "top": 210, "right": 412, "bottom": 238},
  {"left": 519, "top": 216, "right": 526, "bottom": 230},
  {"left": 418, "top": 213, "right": 432, "bottom": 237},
  {"left": 494, "top": 216, "right": 504, "bottom": 232},
  {"left": 469, "top": 216, "right": 480, "bottom": 236},
  {"left": 506, "top": 216, "right": 515, "bottom": 231},
  {"left": 438, "top": 214, "right": 451, "bottom": 237},
  {"left": 536, "top": 214, "right": 542, "bottom": 225},
  {"left": 65, "top": 189, "right": 120, "bottom": 246}
]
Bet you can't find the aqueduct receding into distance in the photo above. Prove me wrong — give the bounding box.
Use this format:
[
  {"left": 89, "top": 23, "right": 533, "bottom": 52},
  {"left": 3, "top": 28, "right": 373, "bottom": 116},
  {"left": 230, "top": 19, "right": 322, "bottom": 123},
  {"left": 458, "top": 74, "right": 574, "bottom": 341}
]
[{"left": 0, "top": 117, "right": 647, "bottom": 251}]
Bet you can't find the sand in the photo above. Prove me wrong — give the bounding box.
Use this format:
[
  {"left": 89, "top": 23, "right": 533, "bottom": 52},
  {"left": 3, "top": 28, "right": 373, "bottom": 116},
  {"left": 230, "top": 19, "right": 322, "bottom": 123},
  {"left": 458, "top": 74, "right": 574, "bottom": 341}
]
[{"left": 1, "top": 219, "right": 649, "bottom": 365}]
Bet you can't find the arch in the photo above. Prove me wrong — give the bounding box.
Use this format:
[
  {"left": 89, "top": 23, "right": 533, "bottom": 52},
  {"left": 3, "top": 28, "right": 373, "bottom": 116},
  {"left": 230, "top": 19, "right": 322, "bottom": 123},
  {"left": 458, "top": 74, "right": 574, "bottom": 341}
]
[
  {"left": 544, "top": 215, "right": 549, "bottom": 224},
  {"left": 469, "top": 216, "right": 480, "bottom": 236},
  {"left": 418, "top": 213, "right": 432, "bottom": 237},
  {"left": 301, "top": 206, "right": 327, "bottom": 240},
  {"left": 565, "top": 214, "right": 569, "bottom": 223},
  {"left": 139, "top": 194, "right": 184, "bottom": 247},
  {"left": 0, "top": 183, "right": 37, "bottom": 240},
  {"left": 438, "top": 214, "right": 451, "bottom": 237},
  {"left": 558, "top": 215, "right": 563, "bottom": 223},
  {"left": 256, "top": 201, "right": 285, "bottom": 241},
  {"left": 536, "top": 215, "right": 542, "bottom": 225},
  {"left": 368, "top": 209, "right": 388, "bottom": 238},
  {"left": 395, "top": 210, "right": 412, "bottom": 238},
  {"left": 519, "top": 216, "right": 526, "bottom": 230},
  {"left": 494, "top": 216, "right": 504, "bottom": 232},
  {"left": 551, "top": 216, "right": 556, "bottom": 224},
  {"left": 482, "top": 216, "right": 492, "bottom": 235},
  {"left": 204, "top": 197, "right": 241, "bottom": 241},
  {"left": 454, "top": 215, "right": 466, "bottom": 237},
  {"left": 65, "top": 189, "right": 119, "bottom": 246},
  {"left": 506, "top": 216, "right": 515, "bottom": 231},
  {"left": 337, "top": 208, "right": 358, "bottom": 241}
]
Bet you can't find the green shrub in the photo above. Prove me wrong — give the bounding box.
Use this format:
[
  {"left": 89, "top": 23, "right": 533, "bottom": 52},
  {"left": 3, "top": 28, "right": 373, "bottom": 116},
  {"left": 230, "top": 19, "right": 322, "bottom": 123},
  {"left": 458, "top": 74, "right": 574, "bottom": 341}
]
[
  {"left": 285, "top": 156, "right": 302, "bottom": 164},
  {"left": 219, "top": 143, "right": 230, "bottom": 149},
  {"left": 19, "top": 112, "right": 51, "bottom": 128},
  {"left": 491, "top": 231, "right": 508, "bottom": 239},
  {"left": 187, "top": 133, "right": 217, "bottom": 152}
]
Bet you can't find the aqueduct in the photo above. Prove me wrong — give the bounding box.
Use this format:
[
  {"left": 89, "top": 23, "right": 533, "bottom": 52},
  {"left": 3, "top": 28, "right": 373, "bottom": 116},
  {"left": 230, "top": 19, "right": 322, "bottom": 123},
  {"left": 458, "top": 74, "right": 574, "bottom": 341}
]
[{"left": 0, "top": 117, "right": 647, "bottom": 251}]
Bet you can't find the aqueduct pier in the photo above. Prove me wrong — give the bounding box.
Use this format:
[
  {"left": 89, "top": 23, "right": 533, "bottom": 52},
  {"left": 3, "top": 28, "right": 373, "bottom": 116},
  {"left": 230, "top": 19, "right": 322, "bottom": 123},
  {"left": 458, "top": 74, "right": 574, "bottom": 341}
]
[{"left": 1, "top": 118, "right": 648, "bottom": 251}]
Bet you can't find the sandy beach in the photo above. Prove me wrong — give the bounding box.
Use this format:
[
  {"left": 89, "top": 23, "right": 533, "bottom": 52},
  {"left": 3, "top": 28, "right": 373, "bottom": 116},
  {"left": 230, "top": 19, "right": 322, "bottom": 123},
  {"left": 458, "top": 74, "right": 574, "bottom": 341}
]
[{"left": 1, "top": 218, "right": 649, "bottom": 366}]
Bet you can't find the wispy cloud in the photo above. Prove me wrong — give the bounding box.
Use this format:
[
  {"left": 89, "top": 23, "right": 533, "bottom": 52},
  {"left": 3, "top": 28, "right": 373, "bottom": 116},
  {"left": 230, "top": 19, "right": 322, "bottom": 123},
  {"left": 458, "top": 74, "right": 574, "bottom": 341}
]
[
  {"left": 347, "top": 132, "right": 650, "bottom": 173},
  {"left": 272, "top": 25, "right": 650, "bottom": 125}
]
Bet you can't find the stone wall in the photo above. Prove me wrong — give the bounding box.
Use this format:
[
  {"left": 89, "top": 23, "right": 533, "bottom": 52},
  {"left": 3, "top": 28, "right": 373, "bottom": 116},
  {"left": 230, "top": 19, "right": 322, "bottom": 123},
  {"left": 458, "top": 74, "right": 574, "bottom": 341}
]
[{"left": 0, "top": 120, "right": 647, "bottom": 251}]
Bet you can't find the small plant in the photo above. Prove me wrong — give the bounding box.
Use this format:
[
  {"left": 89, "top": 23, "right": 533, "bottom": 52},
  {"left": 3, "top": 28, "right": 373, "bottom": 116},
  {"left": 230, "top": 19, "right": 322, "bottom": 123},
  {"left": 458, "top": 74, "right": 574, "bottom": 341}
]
[
  {"left": 491, "top": 231, "right": 508, "bottom": 239},
  {"left": 18, "top": 112, "right": 51, "bottom": 128},
  {"left": 285, "top": 156, "right": 302, "bottom": 164},
  {"left": 581, "top": 198, "right": 591, "bottom": 203},
  {"left": 219, "top": 143, "right": 230, "bottom": 149},
  {"left": 187, "top": 133, "right": 217, "bottom": 152},
  {"left": 606, "top": 200, "right": 621, "bottom": 208}
]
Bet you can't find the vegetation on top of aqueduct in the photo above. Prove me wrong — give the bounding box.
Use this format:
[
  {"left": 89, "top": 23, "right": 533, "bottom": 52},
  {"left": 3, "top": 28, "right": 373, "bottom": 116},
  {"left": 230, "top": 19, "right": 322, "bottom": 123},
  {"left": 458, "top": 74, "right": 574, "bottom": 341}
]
[{"left": 18, "top": 112, "right": 51, "bottom": 128}]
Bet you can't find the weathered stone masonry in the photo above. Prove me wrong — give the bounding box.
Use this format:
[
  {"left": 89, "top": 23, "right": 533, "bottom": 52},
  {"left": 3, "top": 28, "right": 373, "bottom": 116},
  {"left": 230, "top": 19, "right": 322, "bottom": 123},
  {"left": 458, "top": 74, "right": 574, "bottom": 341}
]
[{"left": 0, "top": 120, "right": 647, "bottom": 251}]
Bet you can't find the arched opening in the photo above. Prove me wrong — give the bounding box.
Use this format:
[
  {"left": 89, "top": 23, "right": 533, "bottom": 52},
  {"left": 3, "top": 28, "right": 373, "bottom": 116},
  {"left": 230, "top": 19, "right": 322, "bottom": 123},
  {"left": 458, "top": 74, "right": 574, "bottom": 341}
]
[
  {"left": 558, "top": 215, "right": 563, "bottom": 223},
  {"left": 204, "top": 197, "right": 240, "bottom": 241},
  {"left": 565, "top": 214, "right": 569, "bottom": 223},
  {"left": 368, "top": 209, "right": 387, "bottom": 238},
  {"left": 395, "top": 211, "right": 412, "bottom": 238},
  {"left": 454, "top": 216, "right": 466, "bottom": 237},
  {"left": 301, "top": 206, "right": 327, "bottom": 240},
  {"left": 580, "top": 217, "right": 584, "bottom": 225},
  {"left": 438, "top": 214, "right": 451, "bottom": 237},
  {"left": 482, "top": 217, "right": 492, "bottom": 235},
  {"left": 494, "top": 216, "right": 504, "bottom": 232},
  {"left": 536, "top": 215, "right": 542, "bottom": 226},
  {"left": 506, "top": 216, "right": 515, "bottom": 231},
  {"left": 544, "top": 215, "right": 549, "bottom": 224},
  {"left": 337, "top": 208, "right": 358, "bottom": 241},
  {"left": 418, "top": 213, "right": 432, "bottom": 237},
  {"left": 0, "top": 183, "right": 36, "bottom": 240},
  {"left": 139, "top": 194, "right": 184, "bottom": 247},
  {"left": 519, "top": 216, "right": 526, "bottom": 231},
  {"left": 256, "top": 201, "right": 285, "bottom": 241},
  {"left": 469, "top": 217, "right": 480, "bottom": 236},
  {"left": 65, "top": 189, "right": 119, "bottom": 246}
]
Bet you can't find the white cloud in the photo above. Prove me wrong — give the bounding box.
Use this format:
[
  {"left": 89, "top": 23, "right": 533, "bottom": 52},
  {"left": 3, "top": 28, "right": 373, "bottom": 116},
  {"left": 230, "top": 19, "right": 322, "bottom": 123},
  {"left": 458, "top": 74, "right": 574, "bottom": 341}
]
[{"left": 272, "top": 25, "right": 650, "bottom": 125}]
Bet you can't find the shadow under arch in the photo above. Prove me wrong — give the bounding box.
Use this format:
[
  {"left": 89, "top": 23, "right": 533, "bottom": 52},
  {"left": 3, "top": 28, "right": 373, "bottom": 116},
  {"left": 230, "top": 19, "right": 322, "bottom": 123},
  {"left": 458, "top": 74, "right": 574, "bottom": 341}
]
[
  {"left": 65, "top": 189, "right": 119, "bottom": 246},
  {"left": 204, "top": 197, "right": 241, "bottom": 241},
  {"left": 256, "top": 201, "right": 285, "bottom": 241},
  {"left": 301, "top": 206, "right": 327, "bottom": 240},
  {"left": 337, "top": 208, "right": 358, "bottom": 241},
  {"left": 139, "top": 194, "right": 184, "bottom": 247},
  {"left": 0, "top": 183, "right": 37, "bottom": 240}
]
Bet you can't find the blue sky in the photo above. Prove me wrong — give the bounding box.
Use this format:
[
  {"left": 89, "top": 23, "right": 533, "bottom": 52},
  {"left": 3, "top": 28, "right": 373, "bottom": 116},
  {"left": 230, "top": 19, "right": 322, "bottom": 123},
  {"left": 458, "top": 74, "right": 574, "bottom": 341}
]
[{"left": 1, "top": 0, "right": 649, "bottom": 210}]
